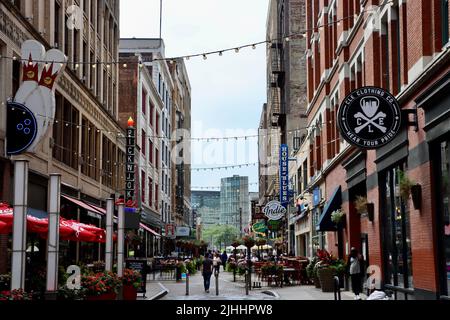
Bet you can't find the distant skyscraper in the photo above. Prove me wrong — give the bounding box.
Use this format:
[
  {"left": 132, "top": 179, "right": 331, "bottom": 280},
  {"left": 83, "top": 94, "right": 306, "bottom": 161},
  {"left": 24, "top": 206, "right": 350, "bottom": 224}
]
[
  {"left": 191, "top": 191, "right": 221, "bottom": 229},
  {"left": 220, "top": 176, "right": 250, "bottom": 234}
]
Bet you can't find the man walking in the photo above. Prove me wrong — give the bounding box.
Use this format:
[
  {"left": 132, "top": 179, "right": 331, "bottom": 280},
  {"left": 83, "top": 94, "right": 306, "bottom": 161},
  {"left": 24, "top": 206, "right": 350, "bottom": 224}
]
[
  {"left": 221, "top": 250, "right": 228, "bottom": 271},
  {"left": 202, "top": 253, "right": 213, "bottom": 293}
]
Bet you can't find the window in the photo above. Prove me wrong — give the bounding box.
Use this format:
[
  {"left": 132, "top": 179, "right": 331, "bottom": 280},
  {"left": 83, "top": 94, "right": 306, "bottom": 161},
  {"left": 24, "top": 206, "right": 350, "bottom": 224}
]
[
  {"left": 149, "top": 140, "right": 154, "bottom": 165},
  {"left": 141, "top": 171, "right": 146, "bottom": 204},
  {"left": 54, "top": 2, "right": 61, "bottom": 48},
  {"left": 155, "top": 183, "right": 159, "bottom": 210},
  {"left": 443, "top": 0, "right": 449, "bottom": 45},
  {"left": 102, "top": 136, "right": 115, "bottom": 188},
  {"left": 150, "top": 103, "right": 155, "bottom": 127},
  {"left": 382, "top": 164, "right": 413, "bottom": 291},
  {"left": 141, "top": 130, "right": 146, "bottom": 158},
  {"left": 12, "top": 59, "right": 21, "bottom": 97},
  {"left": 80, "top": 117, "right": 100, "bottom": 181},
  {"left": 436, "top": 139, "right": 450, "bottom": 296},
  {"left": 142, "top": 89, "right": 147, "bottom": 115},
  {"left": 53, "top": 94, "right": 79, "bottom": 170},
  {"left": 149, "top": 177, "right": 153, "bottom": 207},
  {"left": 156, "top": 148, "right": 159, "bottom": 169},
  {"left": 156, "top": 113, "right": 160, "bottom": 135}
]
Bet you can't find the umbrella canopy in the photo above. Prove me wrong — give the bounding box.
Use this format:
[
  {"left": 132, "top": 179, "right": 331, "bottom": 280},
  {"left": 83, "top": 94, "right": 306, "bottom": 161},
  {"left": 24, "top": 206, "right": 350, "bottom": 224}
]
[
  {"left": 226, "top": 246, "right": 235, "bottom": 251},
  {"left": 262, "top": 244, "right": 273, "bottom": 250},
  {"left": 0, "top": 221, "right": 9, "bottom": 234},
  {"left": 236, "top": 245, "right": 247, "bottom": 250},
  {"left": 251, "top": 245, "right": 258, "bottom": 251}
]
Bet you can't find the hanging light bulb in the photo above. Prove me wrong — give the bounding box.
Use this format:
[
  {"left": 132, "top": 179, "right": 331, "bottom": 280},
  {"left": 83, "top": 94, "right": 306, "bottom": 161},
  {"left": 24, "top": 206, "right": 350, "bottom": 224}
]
[
  {"left": 92, "top": 63, "right": 96, "bottom": 69},
  {"left": 123, "top": 63, "right": 127, "bottom": 68},
  {"left": 203, "top": 54, "right": 207, "bottom": 60},
  {"left": 285, "top": 37, "right": 290, "bottom": 42},
  {"left": 235, "top": 48, "right": 240, "bottom": 53},
  {"left": 219, "top": 51, "right": 223, "bottom": 56},
  {"left": 75, "top": 63, "right": 79, "bottom": 69},
  {"left": 252, "top": 44, "right": 256, "bottom": 49}
]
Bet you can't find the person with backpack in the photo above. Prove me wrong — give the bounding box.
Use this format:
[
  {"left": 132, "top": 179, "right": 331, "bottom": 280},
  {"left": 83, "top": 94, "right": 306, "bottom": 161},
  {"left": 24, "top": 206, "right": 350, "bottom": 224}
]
[{"left": 202, "top": 253, "right": 214, "bottom": 293}]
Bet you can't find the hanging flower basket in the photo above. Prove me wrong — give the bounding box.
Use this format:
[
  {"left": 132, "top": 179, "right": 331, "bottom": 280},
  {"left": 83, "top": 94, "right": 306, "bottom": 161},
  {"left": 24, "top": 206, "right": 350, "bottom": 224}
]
[
  {"left": 331, "top": 209, "right": 345, "bottom": 228},
  {"left": 242, "top": 235, "right": 255, "bottom": 248}
]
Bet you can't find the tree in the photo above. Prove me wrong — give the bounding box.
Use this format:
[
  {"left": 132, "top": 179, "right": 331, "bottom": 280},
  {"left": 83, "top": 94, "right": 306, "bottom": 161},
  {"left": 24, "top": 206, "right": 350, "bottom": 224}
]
[{"left": 201, "top": 224, "right": 239, "bottom": 249}]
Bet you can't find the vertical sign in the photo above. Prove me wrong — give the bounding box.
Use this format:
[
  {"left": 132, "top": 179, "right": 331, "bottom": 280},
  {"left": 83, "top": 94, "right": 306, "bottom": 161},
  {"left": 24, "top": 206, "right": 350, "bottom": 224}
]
[
  {"left": 126, "top": 117, "right": 136, "bottom": 205},
  {"left": 279, "top": 144, "right": 289, "bottom": 207}
]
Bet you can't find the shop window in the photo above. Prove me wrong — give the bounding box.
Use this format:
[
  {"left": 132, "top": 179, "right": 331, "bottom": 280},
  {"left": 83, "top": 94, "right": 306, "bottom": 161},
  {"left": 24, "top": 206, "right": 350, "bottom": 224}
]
[
  {"left": 381, "top": 164, "right": 414, "bottom": 290},
  {"left": 437, "top": 139, "right": 450, "bottom": 296}
]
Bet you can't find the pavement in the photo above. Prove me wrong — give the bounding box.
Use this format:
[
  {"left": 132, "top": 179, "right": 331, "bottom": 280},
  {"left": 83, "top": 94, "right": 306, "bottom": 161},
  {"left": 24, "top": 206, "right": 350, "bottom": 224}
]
[{"left": 143, "top": 271, "right": 367, "bottom": 301}]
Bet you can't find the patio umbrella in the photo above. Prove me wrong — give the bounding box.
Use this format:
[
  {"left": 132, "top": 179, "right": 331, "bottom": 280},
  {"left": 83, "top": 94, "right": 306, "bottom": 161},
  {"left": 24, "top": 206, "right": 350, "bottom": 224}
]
[
  {"left": 251, "top": 245, "right": 259, "bottom": 251},
  {"left": 236, "top": 245, "right": 247, "bottom": 250},
  {"left": 226, "top": 246, "right": 235, "bottom": 251},
  {"left": 0, "top": 220, "right": 9, "bottom": 234},
  {"left": 262, "top": 244, "right": 273, "bottom": 250}
]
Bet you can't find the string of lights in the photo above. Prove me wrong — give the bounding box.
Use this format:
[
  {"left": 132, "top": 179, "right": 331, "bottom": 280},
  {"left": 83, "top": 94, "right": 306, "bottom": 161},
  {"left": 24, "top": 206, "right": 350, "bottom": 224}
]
[
  {"left": 0, "top": 2, "right": 392, "bottom": 65},
  {"left": 191, "top": 182, "right": 259, "bottom": 190},
  {"left": 17, "top": 110, "right": 324, "bottom": 141}
]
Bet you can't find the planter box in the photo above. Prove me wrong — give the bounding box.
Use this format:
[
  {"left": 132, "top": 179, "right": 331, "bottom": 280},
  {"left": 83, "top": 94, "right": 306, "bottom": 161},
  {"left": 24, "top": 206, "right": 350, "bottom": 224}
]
[
  {"left": 317, "top": 268, "right": 335, "bottom": 292},
  {"left": 314, "top": 276, "right": 321, "bottom": 288},
  {"left": 123, "top": 284, "right": 138, "bottom": 301},
  {"left": 86, "top": 291, "right": 117, "bottom": 300}
]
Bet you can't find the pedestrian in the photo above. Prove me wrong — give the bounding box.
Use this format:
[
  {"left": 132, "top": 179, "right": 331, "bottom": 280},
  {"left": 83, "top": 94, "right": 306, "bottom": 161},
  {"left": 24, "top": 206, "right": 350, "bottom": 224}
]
[
  {"left": 347, "top": 247, "right": 364, "bottom": 300},
  {"left": 221, "top": 250, "right": 228, "bottom": 271},
  {"left": 202, "top": 253, "right": 214, "bottom": 293},
  {"left": 213, "top": 252, "right": 222, "bottom": 274}
]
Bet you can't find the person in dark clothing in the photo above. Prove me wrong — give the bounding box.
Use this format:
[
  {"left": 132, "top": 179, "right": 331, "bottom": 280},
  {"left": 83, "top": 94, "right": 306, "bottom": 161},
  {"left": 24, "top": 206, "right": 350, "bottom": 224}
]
[
  {"left": 347, "top": 247, "right": 365, "bottom": 300},
  {"left": 221, "top": 251, "right": 228, "bottom": 271},
  {"left": 202, "top": 254, "right": 214, "bottom": 293}
]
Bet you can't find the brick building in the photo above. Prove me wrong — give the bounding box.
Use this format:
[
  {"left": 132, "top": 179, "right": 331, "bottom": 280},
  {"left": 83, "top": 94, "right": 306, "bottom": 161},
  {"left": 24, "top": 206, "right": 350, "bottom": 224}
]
[
  {"left": 303, "top": 0, "right": 450, "bottom": 299},
  {"left": 0, "top": 0, "right": 127, "bottom": 271}
]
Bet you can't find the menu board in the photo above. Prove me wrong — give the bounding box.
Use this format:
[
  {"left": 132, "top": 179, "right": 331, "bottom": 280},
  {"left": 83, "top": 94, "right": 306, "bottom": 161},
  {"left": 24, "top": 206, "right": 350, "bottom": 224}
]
[{"left": 125, "top": 259, "right": 147, "bottom": 295}]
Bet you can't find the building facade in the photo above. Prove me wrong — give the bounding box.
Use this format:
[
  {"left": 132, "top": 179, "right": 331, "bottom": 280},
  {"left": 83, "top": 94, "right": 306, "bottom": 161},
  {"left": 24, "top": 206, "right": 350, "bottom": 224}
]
[
  {"left": 220, "top": 175, "right": 250, "bottom": 235},
  {"left": 191, "top": 190, "right": 221, "bottom": 229},
  {"left": 0, "top": 0, "right": 127, "bottom": 271},
  {"left": 305, "top": 0, "right": 450, "bottom": 300}
]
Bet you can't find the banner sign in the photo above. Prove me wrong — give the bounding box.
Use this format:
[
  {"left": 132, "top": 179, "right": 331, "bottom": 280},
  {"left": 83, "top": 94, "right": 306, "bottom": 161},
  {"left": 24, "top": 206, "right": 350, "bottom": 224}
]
[
  {"left": 313, "top": 188, "right": 321, "bottom": 207},
  {"left": 263, "top": 200, "right": 287, "bottom": 221},
  {"left": 125, "top": 125, "right": 136, "bottom": 203},
  {"left": 279, "top": 144, "right": 289, "bottom": 207},
  {"left": 6, "top": 40, "right": 66, "bottom": 154},
  {"left": 176, "top": 226, "right": 190, "bottom": 237},
  {"left": 338, "top": 87, "right": 401, "bottom": 149}
]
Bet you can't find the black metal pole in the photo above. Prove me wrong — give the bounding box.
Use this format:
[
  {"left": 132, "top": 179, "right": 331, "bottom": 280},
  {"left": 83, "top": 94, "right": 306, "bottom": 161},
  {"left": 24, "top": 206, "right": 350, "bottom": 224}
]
[
  {"left": 215, "top": 270, "right": 219, "bottom": 296},
  {"left": 245, "top": 269, "right": 249, "bottom": 295}
]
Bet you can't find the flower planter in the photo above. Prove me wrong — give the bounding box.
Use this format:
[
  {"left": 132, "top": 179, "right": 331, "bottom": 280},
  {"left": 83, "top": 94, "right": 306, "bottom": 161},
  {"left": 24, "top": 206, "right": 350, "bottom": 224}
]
[
  {"left": 86, "top": 291, "right": 117, "bottom": 300},
  {"left": 122, "top": 284, "right": 138, "bottom": 301},
  {"left": 317, "top": 267, "right": 335, "bottom": 292}
]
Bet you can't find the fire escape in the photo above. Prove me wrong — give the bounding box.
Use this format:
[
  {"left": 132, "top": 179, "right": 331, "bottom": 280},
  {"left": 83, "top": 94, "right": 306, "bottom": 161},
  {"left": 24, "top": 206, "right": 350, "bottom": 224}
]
[{"left": 270, "top": 41, "right": 285, "bottom": 128}]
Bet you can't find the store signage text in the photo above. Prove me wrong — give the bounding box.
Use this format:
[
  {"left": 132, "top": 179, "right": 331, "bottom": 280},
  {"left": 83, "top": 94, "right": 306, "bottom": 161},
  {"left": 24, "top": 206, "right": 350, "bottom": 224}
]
[
  {"left": 263, "top": 200, "right": 287, "bottom": 221},
  {"left": 125, "top": 126, "right": 136, "bottom": 203},
  {"left": 279, "top": 144, "right": 289, "bottom": 207},
  {"left": 338, "top": 87, "right": 401, "bottom": 149}
]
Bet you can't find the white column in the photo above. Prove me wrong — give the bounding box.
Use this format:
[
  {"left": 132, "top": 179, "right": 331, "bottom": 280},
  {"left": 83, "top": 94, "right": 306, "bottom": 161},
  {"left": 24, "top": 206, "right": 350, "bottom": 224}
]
[
  {"left": 11, "top": 159, "right": 29, "bottom": 290},
  {"left": 117, "top": 203, "right": 125, "bottom": 276},
  {"left": 46, "top": 174, "right": 61, "bottom": 294},
  {"left": 105, "top": 198, "right": 114, "bottom": 271}
]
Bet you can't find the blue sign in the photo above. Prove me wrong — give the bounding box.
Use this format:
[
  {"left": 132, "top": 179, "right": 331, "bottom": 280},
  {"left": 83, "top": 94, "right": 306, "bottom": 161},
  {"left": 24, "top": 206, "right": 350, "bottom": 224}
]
[
  {"left": 6, "top": 102, "right": 38, "bottom": 155},
  {"left": 279, "top": 144, "right": 289, "bottom": 207},
  {"left": 313, "top": 187, "right": 321, "bottom": 207}
]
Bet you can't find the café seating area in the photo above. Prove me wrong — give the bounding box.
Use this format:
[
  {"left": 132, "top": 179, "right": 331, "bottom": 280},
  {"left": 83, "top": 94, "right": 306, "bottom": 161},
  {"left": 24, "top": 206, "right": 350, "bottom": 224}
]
[{"left": 253, "top": 256, "right": 310, "bottom": 288}]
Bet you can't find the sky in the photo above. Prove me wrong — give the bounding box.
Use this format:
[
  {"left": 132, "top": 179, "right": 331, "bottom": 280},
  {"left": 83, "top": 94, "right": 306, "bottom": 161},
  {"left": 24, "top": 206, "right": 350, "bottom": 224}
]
[{"left": 120, "top": 0, "right": 270, "bottom": 193}]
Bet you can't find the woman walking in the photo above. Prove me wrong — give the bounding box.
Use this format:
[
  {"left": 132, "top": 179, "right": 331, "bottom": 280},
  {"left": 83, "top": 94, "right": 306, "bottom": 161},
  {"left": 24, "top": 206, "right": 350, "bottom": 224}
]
[{"left": 347, "top": 247, "right": 364, "bottom": 300}]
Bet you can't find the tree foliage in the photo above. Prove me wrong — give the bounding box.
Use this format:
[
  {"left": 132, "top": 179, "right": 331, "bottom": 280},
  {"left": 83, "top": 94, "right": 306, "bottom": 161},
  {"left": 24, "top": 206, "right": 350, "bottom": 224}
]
[{"left": 201, "top": 224, "right": 239, "bottom": 249}]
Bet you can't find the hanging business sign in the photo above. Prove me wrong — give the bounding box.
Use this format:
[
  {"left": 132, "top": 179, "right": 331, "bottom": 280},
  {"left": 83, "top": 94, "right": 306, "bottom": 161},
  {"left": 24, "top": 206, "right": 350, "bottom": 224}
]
[
  {"left": 338, "top": 87, "right": 401, "bottom": 149},
  {"left": 125, "top": 118, "right": 136, "bottom": 203},
  {"left": 6, "top": 40, "right": 67, "bottom": 155},
  {"left": 252, "top": 221, "right": 267, "bottom": 235},
  {"left": 176, "top": 226, "right": 190, "bottom": 237},
  {"left": 263, "top": 200, "right": 287, "bottom": 221},
  {"left": 279, "top": 144, "right": 289, "bottom": 207},
  {"left": 165, "top": 224, "right": 176, "bottom": 239}
]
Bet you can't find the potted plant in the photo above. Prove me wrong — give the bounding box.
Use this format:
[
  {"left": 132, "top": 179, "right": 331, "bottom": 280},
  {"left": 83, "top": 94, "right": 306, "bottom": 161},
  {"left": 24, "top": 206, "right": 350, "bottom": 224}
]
[
  {"left": 242, "top": 235, "right": 255, "bottom": 248},
  {"left": 354, "top": 196, "right": 368, "bottom": 214},
  {"left": 57, "top": 285, "right": 86, "bottom": 300},
  {"left": 306, "top": 256, "right": 320, "bottom": 287},
  {"left": 121, "top": 269, "right": 141, "bottom": 300},
  {"left": 315, "top": 249, "right": 337, "bottom": 292},
  {"left": 0, "top": 289, "right": 33, "bottom": 300},
  {"left": 176, "top": 261, "right": 186, "bottom": 281},
  {"left": 331, "top": 209, "right": 345, "bottom": 228},
  {"left": 81, "top": 272, "right": 121, "bottom": 300}
]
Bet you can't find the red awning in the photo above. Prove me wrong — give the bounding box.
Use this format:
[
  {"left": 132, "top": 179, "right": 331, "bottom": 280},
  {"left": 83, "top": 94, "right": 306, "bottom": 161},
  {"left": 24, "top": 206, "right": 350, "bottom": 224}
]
[
  {"left": 62, "top": 195, "right": 103, "bottom": 215},
  {"left": 84, "top": 202, "right": 107, "bottom": 215},
  {"left": 140, "top": 223, "right": 161, "bottom": 238},
  {"left": 0, "top": 221, "right": 9, "bottom": 234}
]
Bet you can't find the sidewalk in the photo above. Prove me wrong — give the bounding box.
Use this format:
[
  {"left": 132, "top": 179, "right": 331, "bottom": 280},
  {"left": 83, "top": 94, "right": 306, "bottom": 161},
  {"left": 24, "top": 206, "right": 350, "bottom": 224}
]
[{"left": 154, "top": 271, "right": 365, "bottom": 300}]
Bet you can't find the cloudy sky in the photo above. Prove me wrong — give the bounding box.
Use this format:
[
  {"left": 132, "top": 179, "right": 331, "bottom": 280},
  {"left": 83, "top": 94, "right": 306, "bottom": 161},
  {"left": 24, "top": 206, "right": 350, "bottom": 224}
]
[{"left": 120, "top": 0, "right": 269, "bottom": 192}]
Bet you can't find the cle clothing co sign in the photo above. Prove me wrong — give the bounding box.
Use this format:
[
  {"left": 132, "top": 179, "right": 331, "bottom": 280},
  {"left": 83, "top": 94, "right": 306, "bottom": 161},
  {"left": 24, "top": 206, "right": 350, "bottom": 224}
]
[{"left": 338, "top": 87, "right": 401, "bottom": 149}]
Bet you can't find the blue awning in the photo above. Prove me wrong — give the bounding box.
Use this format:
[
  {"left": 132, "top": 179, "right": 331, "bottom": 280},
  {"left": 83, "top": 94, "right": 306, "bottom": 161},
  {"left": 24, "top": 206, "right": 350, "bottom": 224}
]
[{"left": 316, "top": 186, "right": 342, "bottom": 232}]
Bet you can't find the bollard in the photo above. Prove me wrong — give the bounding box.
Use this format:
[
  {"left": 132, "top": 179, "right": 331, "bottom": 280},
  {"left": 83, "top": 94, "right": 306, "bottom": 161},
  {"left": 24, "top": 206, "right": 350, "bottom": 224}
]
[
  {"left": 334, "top": 276, "right": 341, "bottom": 301},
  {"left": 245, "top": 269, "right": 249, "bottom": 296},
  {"left": 215, "top": 270, "right": 219, "bottom": 296},
  {"left": 186, "top": 270, "right": 189, "bottom": 296}
]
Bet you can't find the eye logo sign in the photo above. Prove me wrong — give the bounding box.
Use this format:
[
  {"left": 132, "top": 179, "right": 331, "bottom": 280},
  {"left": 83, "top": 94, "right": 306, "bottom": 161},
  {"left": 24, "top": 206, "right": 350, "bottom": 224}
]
[{"left": 338, "top": 87, "right": 401, "bottom": 149}]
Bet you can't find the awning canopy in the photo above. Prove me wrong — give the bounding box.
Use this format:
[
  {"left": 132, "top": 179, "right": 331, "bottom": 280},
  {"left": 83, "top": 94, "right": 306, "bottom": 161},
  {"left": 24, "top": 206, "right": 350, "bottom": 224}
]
[
  {"left": 140, "top": 223, "right": 161, "bottom": 238},
  {"left": 316, "top": 186, "right": 342, "bottom": 232},
  {"left": 84, "top": 202, "right": 106, "bottom": 215},
  {"left": 62, "top": 195, "right": 103, "bottom": 215}
]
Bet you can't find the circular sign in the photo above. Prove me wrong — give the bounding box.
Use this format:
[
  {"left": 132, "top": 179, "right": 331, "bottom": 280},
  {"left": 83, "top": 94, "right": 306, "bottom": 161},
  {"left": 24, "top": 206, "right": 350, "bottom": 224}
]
[
  {"left": 338, "top": 87, "right": 401, "bottom": 149},
  {"left": 262, "top": 201, "right": 287, "bottom": 221},
  {"left": 6, "top": 102, "right": 38, "bottom": 155}
]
